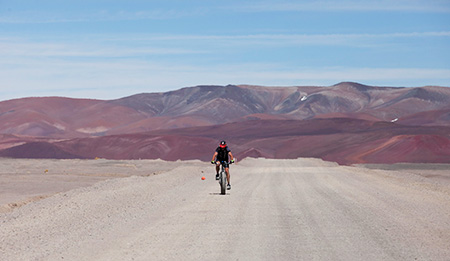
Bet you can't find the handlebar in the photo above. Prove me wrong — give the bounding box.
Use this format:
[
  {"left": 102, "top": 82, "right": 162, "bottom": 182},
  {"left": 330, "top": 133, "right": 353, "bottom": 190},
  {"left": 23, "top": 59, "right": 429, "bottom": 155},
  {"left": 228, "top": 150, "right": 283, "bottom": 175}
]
[{"left": 211, "top": 160, "right": 234, "bottom": 165}]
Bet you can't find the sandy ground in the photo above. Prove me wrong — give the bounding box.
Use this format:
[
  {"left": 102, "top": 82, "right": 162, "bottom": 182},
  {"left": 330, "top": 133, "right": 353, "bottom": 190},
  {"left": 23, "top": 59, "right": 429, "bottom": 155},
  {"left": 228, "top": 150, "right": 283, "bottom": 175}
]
[
  {"left": 1, "top": 157, "right": 449, "bottom": 260},
  {"left": 0, "top": 158, "right": 196, "bottom": 212}
]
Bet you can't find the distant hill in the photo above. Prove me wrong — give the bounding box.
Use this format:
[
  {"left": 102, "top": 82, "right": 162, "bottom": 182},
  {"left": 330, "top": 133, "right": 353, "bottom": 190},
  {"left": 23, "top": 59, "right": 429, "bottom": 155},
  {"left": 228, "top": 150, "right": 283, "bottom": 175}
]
[{"left": 0, "top": 82, "right": 449, "bottom": 164}]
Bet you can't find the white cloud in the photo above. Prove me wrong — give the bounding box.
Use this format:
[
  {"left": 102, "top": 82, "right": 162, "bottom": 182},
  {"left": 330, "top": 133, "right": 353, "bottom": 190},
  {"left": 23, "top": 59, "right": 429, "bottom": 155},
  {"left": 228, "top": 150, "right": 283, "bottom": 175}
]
[
  {"left": 2, "top": 30, "right": 448, "bottom": 61},
  {"left": 0, "top": 39, "right": 204, "bottom": 58},
  {"left": 1, "top": 54, "right": 449, "bottom": 101},
  {"left": 1, "top": 31, "right": 449, "bottom": 100},
  {"left": 234, "top": 0, "right": 450, "bottom": 13},
  {"left": 3, "top": 0, "right": 448, "bottom": 25},
  {"left": 45, "top": 31, "right": 448, "bottom": 51},
  {"left": 0, "top": 8, "right": 201, "bottom": 24}
]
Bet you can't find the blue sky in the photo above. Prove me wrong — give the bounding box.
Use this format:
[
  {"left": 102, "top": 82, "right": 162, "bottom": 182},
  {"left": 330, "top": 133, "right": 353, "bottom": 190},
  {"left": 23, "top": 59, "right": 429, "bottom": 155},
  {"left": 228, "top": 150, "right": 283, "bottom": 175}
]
[{"left": 1, "top": 0, "right": 449, "bottom": 100}]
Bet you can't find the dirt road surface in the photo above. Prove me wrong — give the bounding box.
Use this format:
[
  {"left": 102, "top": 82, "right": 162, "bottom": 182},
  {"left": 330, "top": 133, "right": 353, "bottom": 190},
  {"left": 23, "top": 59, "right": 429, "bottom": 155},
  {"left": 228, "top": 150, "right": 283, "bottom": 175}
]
[{"left": 1, "top": 158, "right": 449, "bottom": 260}]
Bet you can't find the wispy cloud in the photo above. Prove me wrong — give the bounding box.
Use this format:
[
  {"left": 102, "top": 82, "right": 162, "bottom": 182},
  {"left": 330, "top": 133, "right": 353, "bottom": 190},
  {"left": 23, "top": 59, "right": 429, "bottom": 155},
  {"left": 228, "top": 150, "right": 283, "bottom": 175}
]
[
  {"left": 1, "top": 52, "right": 449, "bottom": 100},
  {"left": 0, "top": 38, "right": 205, "bottom": 58},
  {"left": 1, "top": 1, "right": 448, "bottom": 101},
  {"left": 233, "top": 0, "right": 450, "bottom": 13},
  {"left": 1, "top": 30, "right": 449, "bottom": 100},
  {"left": 4, "top": 0, "right": 448, "bottom": 25},
  {"left": 2, "top": 31, "right": 448, "bottom": 63},
  {"left": 0, "top": 7, "right": 204, "bottom": 24},
  {"left": 131, "top": 31, "right": 450, "bottom": 40},
  {"left": 61, "top": 31, "right": 450, "bottom": 50},
  {"left": 146, "top": 31, "right": 450, "bottom": 45}
]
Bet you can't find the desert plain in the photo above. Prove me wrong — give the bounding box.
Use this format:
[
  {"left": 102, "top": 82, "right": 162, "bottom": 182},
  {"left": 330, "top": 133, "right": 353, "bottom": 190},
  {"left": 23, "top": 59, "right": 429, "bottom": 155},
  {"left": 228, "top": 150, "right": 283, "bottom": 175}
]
[{"left": 1, "top": 157, "right": 449, "bottom": 260}]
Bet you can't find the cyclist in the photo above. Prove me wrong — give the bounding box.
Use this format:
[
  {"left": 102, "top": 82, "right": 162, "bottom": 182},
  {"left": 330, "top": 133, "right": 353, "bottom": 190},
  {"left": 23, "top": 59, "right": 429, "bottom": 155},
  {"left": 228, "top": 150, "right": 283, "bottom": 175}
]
[{"left": 211, "top": 140, "right": 234, "bottom": 190}]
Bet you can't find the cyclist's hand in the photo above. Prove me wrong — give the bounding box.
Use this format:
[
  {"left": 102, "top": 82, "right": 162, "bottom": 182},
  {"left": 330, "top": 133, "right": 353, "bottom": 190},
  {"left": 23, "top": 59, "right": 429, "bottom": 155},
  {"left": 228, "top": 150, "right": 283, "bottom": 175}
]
[
  {"left": 231, "top": 159, "right": 235, "bottom": 164},
  {"left": 211, "top": 160, "right": 215, "bottom": 164}
]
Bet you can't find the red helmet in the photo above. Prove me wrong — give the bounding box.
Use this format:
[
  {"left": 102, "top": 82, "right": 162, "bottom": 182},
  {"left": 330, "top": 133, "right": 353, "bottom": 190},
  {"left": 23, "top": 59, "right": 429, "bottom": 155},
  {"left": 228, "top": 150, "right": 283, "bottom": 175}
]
[{"left": 219, "top": 140, "right": 227, "bottom": 148}]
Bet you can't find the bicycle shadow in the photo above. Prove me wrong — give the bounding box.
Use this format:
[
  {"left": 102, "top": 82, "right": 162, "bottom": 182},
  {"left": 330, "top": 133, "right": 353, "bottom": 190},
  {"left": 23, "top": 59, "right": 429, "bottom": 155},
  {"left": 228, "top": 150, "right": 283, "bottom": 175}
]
[{"left": 209, "top": 192, "right": 229, "bottom": 196}]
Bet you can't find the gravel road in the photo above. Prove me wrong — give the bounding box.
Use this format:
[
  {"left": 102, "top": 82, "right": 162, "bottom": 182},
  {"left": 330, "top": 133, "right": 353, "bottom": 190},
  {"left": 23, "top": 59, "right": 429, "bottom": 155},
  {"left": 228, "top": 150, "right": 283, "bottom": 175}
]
[{"left": 1, "top": 158, "right": 449, "bottom": 260}]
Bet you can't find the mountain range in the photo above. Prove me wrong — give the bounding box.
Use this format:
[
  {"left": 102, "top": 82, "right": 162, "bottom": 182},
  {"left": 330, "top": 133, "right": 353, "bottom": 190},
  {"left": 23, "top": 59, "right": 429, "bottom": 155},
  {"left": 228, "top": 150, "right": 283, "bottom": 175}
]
[{"left": 1, "top": 82, "right": 449, "bottom": 164}]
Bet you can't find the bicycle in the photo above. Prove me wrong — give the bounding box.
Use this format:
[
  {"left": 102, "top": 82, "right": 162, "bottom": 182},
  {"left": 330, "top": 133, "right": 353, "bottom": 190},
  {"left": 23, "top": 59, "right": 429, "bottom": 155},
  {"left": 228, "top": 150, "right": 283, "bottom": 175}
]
[{"left": 212, "top": 160, "right": 233, "bottom": 195}]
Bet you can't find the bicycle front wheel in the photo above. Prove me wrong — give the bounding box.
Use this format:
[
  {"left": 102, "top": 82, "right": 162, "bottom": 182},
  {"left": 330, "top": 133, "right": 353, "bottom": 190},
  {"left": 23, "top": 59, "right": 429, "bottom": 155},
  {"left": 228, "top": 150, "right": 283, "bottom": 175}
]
[{"left": 220, "top": 170, "right": 226, "bottom": 195}]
